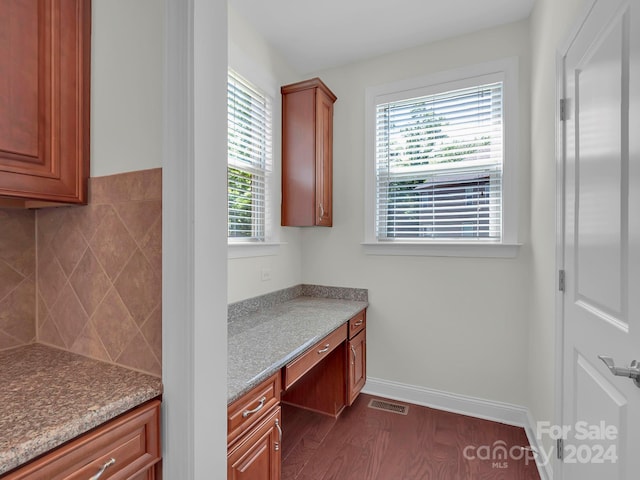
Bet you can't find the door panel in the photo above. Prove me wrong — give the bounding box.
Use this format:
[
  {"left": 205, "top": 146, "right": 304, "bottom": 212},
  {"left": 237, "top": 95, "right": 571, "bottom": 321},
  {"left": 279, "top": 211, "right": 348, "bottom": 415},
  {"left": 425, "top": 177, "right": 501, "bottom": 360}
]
[
  {"left": 575, "top": 10, "right": 626, "bottom": 318},
  {"left": 563, "top": 0, "right": 640, "bottom": 478}
]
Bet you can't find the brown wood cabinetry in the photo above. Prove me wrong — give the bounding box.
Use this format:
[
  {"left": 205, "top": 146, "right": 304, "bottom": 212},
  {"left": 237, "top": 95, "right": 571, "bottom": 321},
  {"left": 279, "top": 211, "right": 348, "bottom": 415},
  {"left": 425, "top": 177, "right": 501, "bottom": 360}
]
[
  {"left": 348, "top": 329, "right": 367, "bottom": 406},
  {"left": 228, "top": 308, "right": 367, "bottom": 479},
  {"left": 347, "top": 309, "right": 367, "bottom": 406},
  {"left": 228, "top": 373, "right": 282, "bottom": 480},
  {"left": 281, "top": 78, "right": 336, "bottom": 227},
  {"left": 227, "top": 407, "right": 282, "bottom": 480},
  {"left": 0, "top": 0, "right": 91, "bottom": 206},
  {"left": 4, "top": 400, "right": 161, "bottom": 480},
  {"left": 283, "top": 323, "right": 347, "bottom": 390}
]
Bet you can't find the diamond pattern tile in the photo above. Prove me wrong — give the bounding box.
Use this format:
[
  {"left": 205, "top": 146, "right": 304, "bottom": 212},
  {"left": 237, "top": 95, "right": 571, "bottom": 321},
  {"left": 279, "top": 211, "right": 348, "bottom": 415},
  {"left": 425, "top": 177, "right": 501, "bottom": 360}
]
[
  {"left": 33, "top": 169, "right": 163, "bottom": 376},
  {"left": 0, "top": 209, "right": 35, "bottom": 351},
  {"left": 0, "top": 277, "right": 36, "bottom": 343},
  {"left": 71, "top": 321, "right": 110, "bottom": 362},
  {"left": 37, "top": 253, "right": 67, "bottom": 310},
  {"left": 140, "top": 217, "right": 162, "bottom": 274},
  {"left": 0, "top": 209, "right": 35, "bottom": 276},
  {"left": 65, "top": 204, "right": 111, "bottom": 244},
  {"left": 89, "top": 207, "right": 137, "bottom": 281},
  {"left": 50, "top": 283, "right": 89, "bottom": 348},
  {"left": 38, "top": 316, "right": 65, "bottom": 349},
  {"left": 70, "top": 250, "right": 111, "bottom": 317},
  {"left": 0, "top": 262, "right": 24, "bottom": 301},
  {"left": 117, "top": 332, "right": 161, "bottom": 376},
  {"left": 92, "top": 288, "right": 138, "bottom": 361},
  {"left": 114, "top": 200, "right": 161, "bottom": 245},
  {"left": 115, "top": 250, "right": 161, "bottom": 325},
  {"left": 52, "top": 221, "right": 88, "bottom": 276},
  {"left": 0, "top": 170, "right": 163, "bottom": 372}
]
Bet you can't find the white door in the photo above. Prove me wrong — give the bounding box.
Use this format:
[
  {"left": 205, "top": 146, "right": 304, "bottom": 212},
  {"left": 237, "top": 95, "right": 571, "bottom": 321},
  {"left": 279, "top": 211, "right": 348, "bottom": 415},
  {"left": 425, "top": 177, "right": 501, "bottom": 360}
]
[{"left": 562, "top": 0, "right": 640, "bottom": 478}]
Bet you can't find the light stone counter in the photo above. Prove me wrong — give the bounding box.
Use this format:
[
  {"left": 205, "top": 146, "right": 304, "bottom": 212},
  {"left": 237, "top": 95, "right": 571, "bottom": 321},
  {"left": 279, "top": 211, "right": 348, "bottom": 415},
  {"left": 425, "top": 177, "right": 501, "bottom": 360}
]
[
  {"left": 0, "top": 344, "right": 163, "bottom": 475},
  {"left": 228, "top": 285, "right": 368, "bottom": 404}
]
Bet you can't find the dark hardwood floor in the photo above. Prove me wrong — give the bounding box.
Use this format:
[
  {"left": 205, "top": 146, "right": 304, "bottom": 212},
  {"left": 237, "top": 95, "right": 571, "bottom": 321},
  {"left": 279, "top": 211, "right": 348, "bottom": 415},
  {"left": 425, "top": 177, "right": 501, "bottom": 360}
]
[{"left": 282, "top": 394, "right": 541, "bottom": 480}]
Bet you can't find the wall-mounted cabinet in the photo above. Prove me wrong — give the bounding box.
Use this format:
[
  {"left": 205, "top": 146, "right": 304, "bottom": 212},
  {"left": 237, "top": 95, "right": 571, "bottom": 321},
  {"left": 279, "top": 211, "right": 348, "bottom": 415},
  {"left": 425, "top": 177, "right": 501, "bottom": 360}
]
[
  {"left": 281, "top": 78, "right": 336, "bottom": 227},
  {"left": 0, "top": 0, "right": 91, "bottom": 207}
]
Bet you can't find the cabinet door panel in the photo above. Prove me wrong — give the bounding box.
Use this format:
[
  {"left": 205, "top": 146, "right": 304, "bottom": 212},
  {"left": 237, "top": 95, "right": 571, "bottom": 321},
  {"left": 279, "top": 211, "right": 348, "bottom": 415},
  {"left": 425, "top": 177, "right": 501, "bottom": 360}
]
[
  {"left": 228, "top": 407, "right": 281, "bottom": 480},
  {"left": 0, "top": 0, "right": 90, "bottom": 204},
  {"left": 348, "top": 329, "right": 366, "bottom": 406},
  {"left": 315, "top": 89, "right": 333, "bottom": 226},
  {"left": 0, "top": 0, "right": 39, "bottom": 159}
]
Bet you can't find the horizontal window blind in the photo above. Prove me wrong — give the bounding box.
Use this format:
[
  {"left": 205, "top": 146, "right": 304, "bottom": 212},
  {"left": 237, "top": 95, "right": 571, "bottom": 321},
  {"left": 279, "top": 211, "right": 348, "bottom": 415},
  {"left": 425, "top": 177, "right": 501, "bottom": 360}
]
[
  {"left": 228, "top": 70, "right": 272, "bottom": 240},
  {"left": 375, "top": 82, "right": 503, "bottom": 240}
]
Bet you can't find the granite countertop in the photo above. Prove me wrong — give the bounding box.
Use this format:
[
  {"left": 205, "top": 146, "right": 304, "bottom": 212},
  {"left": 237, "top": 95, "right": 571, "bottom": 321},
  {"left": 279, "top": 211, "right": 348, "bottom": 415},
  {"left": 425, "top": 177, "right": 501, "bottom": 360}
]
[
  {"left": 228, "top": 285, "right": 368, "bottom": 404},
  {"left": 0, "top": 344, "right": 163, "bottom": 475}
]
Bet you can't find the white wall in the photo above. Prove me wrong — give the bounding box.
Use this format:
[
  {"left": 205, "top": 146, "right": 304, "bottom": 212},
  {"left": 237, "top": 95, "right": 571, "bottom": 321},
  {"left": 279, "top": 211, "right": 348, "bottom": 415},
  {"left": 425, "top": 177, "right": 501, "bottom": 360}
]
[
  {"left": 91, "top": 0, "right": 164, "bottom": 177},
  {"left": 227, "top": 7, "right": 303, "bottom": 303},
  {"left": 528, "top": 0, "right": 590, "bottom": 455},
  {"left": 301, "top": 21, "right": 532, "bottom": 406}
]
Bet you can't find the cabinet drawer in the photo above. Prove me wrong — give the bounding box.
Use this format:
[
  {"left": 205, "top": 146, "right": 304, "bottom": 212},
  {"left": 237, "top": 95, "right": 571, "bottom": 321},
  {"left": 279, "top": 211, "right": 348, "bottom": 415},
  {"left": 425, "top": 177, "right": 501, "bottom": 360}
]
[
  {"left": 228, "top": 371, "right": 281, "bottom": 446},
  {"left": 284, "top": 324, "right": 347, "bottom": 390},
  {"left": 348, "top": 310, "right": 366, "bottom": 339},
  {"left": 5, "top": 400, "right": 161, "bottom": 480}
]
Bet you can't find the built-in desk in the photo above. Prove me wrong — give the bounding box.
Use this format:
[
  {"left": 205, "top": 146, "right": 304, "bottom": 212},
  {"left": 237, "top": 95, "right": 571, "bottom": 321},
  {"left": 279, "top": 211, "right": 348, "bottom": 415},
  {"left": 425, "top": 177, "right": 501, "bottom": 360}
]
[
  {"left": 227, "top": 285, "right": 368, "bottom": 479},
  {"left": 227, "top": 286, "right": 368, "bottom": 404}
]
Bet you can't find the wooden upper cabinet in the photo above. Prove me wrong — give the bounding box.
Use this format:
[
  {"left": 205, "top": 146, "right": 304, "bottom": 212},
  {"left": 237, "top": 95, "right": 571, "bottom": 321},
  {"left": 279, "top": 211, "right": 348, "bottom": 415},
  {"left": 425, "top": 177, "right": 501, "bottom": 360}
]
[
  {"left": 281, "top": 78, "right": 336, "bottom": 227},
  {"left": 0, "top": 0, "right": 91, "bottom": 206}
]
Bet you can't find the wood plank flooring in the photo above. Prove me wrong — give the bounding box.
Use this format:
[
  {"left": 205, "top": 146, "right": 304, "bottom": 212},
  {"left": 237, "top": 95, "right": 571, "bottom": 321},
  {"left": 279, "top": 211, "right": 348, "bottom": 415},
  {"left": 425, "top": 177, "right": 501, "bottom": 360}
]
[{"left": 282, "top": 394, "right": 541, "bottom": 480}]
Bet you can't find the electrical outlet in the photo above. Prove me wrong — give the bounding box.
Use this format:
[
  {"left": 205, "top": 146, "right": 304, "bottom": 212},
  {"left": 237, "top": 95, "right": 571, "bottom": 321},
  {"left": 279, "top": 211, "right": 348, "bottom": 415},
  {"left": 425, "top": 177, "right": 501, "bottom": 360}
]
[{"left": 261, "top": 268, "right": 272, "bottom": 281}]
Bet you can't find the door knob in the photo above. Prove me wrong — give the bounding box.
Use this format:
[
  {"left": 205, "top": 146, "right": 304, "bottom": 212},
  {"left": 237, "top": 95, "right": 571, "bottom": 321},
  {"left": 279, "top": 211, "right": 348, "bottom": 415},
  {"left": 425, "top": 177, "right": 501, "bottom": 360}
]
[{"left": 598, "top": 355, "right": 640, "bottom": 387}]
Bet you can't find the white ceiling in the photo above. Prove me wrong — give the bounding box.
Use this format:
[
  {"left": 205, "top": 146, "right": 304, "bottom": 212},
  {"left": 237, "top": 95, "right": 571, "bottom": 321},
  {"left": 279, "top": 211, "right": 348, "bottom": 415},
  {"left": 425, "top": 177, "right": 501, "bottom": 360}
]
[{"left": 228, "top": 0, "right": 536, "bottom": 74}]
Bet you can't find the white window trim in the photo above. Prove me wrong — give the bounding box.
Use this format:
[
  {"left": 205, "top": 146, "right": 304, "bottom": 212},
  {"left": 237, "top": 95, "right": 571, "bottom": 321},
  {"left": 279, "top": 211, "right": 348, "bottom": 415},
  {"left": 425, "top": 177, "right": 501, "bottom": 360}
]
[
  {"left": 228, "top": 44, "right": 284, "bottom": 258},
  {"left": 363, "top": 57, "right": 521, "bottom": 258}
]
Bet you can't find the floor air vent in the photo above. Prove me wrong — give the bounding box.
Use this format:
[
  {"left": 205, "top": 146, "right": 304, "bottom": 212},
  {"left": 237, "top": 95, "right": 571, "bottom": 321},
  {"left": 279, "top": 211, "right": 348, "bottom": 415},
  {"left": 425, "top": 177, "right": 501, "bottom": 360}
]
[{"left": 367, "top": 398, "right": 409, "bottom": 415}]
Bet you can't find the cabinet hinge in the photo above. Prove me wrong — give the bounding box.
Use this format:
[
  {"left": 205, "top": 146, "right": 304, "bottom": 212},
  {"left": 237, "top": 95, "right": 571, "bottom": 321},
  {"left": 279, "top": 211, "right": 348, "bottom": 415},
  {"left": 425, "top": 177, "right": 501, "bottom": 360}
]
[
  {"left": 558, "top": 269, "right": 566, "bottom": 292},
  {"left": 560, "top": 98, "right": 566, "bottom": 121},
  {"left": 557, "top": 438, "right": 564, "bottom": 460}
]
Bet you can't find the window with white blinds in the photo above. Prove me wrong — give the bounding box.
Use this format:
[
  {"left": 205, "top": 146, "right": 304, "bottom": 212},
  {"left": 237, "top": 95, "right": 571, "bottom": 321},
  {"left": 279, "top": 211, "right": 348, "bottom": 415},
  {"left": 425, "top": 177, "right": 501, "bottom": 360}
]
[
  {"left": 227, "top": 70, "right": 272, "bottom": 241},
  {"left": 375, "top": 81, "right": 504, "bottom": 241}
]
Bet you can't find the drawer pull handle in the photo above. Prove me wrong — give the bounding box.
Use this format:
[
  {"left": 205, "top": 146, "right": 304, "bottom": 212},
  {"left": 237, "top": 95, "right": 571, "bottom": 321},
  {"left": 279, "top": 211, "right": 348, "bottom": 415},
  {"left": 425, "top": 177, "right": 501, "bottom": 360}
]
[
  {"left": 274, "top": 418, "right": 282, "bottom": 451},
  {"left": 353, "top": 319, "right": 364, "bottom": 327},
  {"left": 89, "top": 458, "right": 116, "bottom": 480},
  {"left": 242, "top": 396, "right": 267, "bottom": 418},
  {"left": 351, "top": 344, "right": 357, "bottom": 365},
  {"left": 317, "top": 344, "right": 330, "bottom": 354}
]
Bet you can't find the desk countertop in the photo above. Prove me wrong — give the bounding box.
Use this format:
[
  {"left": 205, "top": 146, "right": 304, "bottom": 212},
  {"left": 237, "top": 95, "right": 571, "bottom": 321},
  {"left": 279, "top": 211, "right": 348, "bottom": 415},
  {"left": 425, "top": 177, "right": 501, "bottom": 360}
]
[{"left": 227, "top": 286, "right": 368, "bottom": 404}]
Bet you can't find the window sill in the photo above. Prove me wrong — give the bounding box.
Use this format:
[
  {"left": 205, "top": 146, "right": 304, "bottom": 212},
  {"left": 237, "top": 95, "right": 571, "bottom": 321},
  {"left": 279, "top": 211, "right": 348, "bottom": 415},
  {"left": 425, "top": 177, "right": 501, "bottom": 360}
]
[
  {"left": 361, "top": 241, "right": 521, "bottom": 258},
  {"left": 228, "top": 242, "right": 286, "bottom": 259}
]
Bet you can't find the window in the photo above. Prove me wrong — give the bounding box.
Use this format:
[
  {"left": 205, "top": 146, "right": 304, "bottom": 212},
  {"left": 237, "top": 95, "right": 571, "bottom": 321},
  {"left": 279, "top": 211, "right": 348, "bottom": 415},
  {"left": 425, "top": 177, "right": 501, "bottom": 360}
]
[
  {"left": 227, "top": 70, "right": 273, "bottom": 242},
  {"left": 364, "top": 58, "right": 520, "bottom": 257}
]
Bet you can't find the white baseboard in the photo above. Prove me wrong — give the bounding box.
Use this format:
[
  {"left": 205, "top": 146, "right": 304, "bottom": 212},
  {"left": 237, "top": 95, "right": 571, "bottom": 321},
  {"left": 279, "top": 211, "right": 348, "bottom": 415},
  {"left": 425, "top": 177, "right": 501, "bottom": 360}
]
[{"left": 362, "top": 377, "right": 553, "bottom": 480}]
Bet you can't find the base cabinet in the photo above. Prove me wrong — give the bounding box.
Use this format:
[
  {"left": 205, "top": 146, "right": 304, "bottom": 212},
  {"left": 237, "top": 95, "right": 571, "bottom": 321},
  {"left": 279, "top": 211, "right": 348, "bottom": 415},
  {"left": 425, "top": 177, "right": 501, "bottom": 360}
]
[
  {"left": 3, "top": 400, "right": 161, "bottom": 480},
  {"left": 347, "top": 310, "right": 367, "bottom": 406},
  {"left": 228, "top": 373, "right": 282, "bottom": 480},
  {"left": 227, "top": 407, "right": 281, "bottom": 480}
]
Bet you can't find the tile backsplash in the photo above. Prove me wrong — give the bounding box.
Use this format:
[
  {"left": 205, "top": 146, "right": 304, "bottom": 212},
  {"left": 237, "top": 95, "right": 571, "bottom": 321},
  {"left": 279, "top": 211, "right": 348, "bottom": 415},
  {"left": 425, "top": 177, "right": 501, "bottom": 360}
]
[
  {"left": 37, "top": 169, "right": 162, "bottom": 376},
  {"left": 0, "top": 209, "right": 36, "bottom": 350}
]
